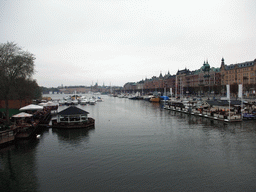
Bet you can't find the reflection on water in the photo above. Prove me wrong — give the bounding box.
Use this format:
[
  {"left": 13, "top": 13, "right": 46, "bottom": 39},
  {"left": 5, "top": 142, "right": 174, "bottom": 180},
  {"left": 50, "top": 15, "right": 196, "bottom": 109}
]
[
  {"left": 52, "top": 128, "right": 94, "bottom": 144},
  {"left": 169, "top": 109, "right": 256, "bottom": 134},
  {"left": 0, "top": 139, "right": 39, "bottom": 192},
  {"left": 1, "top": 95, "right": 256, "bottom": 191}
]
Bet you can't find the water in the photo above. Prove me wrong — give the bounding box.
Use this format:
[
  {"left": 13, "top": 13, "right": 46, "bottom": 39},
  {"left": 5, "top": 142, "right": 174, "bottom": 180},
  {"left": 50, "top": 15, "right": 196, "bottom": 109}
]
[{"left": 1, "top": 94, "right": 256, "bottom": 191}]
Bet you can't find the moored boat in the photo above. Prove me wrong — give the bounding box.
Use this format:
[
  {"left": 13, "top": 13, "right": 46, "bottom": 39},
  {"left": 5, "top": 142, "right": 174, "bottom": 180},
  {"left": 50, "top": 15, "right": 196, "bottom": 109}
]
[
  {"left": 150, "top": 96, "right": 160, "bottom": 102},
  {"left": 71, "top": 99, "right": 79, "bottom": 105},
  {"left": 14, "top": 121, "right": 39, "bottom": 139},
  {"left": 89, "top": 98, "right": 96, "bottom": 105},
  {"left": 0, "top": 127, "right": 16, "bottom": 146},
  {"left": 96, "top": 96, "right": 103, "bottom": 102},
  {"left": 143, "top": 95, "right": 153, "bottom": 101},
  {"left": 59, "top": 99, "right": 66, "bottom": 105},
  {"left": 52, "top": 106, "right": 95, "bottom": 129},
  {"left": 80, "top": 99, "right": 88, "bottom": 105},
  {"left": 65, "top": 99, "right": 72, "bottom": 105}
]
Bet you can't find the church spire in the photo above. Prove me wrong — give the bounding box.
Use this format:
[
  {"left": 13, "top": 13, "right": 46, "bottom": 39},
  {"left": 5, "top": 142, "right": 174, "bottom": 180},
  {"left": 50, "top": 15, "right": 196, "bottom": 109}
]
[
  {"left": 159, "top": 71, "right": 163, "bottom": 78},
  {"left": 221, "top": 57, "right": 225, "bottom": 64}
]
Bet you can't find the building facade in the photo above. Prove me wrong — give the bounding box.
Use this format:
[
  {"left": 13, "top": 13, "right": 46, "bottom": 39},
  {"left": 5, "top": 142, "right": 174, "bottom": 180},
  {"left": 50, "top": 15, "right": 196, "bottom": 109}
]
[
  {"left": 220, "top": 58, "right": 256, "bottom": 85},
  {"left": 122, "top": 58, "right": 256, "bottom": 96}
]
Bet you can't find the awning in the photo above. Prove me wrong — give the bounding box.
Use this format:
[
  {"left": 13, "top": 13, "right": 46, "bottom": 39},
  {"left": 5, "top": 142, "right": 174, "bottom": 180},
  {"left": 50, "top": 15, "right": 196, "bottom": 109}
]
[
  {"left": 12, "top": 112, "right": 33, "bottom": 118},
  {"left": 19, "top": 104, "right": 44, "bottom": 111}
]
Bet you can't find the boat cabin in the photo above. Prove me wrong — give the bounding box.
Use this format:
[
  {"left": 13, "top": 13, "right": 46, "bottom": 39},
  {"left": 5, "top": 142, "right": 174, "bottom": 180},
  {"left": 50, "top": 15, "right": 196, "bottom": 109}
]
[
  {"left": 56, "top": 106, "right": 89, "bottom": 123},
  {"left": 52, "top": 106, "right": 95, "bottom": 129}
]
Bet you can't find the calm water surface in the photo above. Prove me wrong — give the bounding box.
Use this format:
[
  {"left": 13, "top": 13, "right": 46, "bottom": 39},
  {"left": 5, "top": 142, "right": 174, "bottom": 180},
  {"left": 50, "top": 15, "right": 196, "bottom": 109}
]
[{"left": 1, "top": 94, "right": 256, "bottom": 191}]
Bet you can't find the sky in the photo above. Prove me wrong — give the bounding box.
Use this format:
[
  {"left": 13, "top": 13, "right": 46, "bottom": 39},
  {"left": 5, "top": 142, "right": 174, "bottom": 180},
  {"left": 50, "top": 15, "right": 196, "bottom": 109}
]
[{"left": 1, "top": 0, "right": 256, "bottom": 88}]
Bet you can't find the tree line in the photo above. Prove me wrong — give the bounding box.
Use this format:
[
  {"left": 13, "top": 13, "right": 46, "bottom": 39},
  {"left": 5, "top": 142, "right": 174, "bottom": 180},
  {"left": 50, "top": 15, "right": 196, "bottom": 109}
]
[{"left": 0, "top": 42, "right": 41, "bottom": 122}]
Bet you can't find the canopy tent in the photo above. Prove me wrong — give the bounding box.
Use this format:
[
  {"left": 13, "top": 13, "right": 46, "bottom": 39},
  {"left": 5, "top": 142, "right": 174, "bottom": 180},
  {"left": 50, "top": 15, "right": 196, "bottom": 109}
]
[
  {"left": 19, "top": 104, "right": 43, "bottom": 111},
  {"left": 12, "top": 112, "right": 33, "bottom": 118}
]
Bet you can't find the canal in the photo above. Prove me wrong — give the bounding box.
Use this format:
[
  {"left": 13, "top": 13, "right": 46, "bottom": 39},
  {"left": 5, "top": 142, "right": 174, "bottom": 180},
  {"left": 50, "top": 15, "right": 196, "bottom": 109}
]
[{"left": 1, "top": 95, "right": 256, "bottom": 191}]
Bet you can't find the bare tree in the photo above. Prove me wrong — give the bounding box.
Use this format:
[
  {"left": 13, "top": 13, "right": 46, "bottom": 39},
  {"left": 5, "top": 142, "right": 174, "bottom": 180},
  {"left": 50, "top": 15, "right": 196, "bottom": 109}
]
[{"left": 0, "top": 42, "right": 35, "bottom": 123}]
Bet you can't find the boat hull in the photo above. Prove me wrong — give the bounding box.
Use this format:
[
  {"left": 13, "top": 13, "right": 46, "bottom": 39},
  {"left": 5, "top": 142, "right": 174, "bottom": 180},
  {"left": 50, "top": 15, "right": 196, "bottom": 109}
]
[
  {"left": 15, "top": 125, "right": 38, "bottom": 139},
  {"left": 150, "top": 97, "right": 160, "bottom": 102},
  {"left": 0, "top": 129, "right": 16, "bottom": 146}
]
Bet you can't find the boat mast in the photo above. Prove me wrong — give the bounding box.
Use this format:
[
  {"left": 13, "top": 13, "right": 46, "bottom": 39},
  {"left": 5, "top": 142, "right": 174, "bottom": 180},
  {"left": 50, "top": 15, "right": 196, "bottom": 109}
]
[
  {"left": 227, "top": 84, "right": 230, "bottom": 120},
  {"left": 239, "top": 84, "right": 243, "bottom": 119},
  {"left": 175, "top": 75, "right": 177, "bottom": 99}
]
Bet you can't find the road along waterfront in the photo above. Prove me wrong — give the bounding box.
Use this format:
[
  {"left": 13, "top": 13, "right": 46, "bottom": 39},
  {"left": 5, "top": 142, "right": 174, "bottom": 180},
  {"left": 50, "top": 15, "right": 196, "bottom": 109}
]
[{"left": 1, "top": 94, "right": 256, "bottom": 191}]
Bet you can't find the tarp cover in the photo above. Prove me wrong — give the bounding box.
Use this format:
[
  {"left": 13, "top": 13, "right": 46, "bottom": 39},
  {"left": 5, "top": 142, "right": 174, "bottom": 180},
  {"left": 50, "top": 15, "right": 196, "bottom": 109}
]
[{"left": 160, "top": 96, "right": 170, "bottom": 100}]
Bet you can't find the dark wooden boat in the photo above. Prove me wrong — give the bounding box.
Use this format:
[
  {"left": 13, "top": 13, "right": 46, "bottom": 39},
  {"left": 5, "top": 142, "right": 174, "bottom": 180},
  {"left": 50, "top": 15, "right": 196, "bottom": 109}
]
[
  {"left": 0, "top": 128, "right": 16, "bottom": 146},
  {"left": 15, "top": 122, "right": 39, "bottom": 139}
]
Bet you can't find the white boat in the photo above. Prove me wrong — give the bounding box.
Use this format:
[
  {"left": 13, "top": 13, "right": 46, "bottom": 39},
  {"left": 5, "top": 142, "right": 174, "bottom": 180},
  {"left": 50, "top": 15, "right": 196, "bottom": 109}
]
[
  {"left": 63, "top": 95, "right": 71, "bottom": 100},
  {"left": 89, "top": 98, "right": 96, "bottom": 105},
  {"left": 66, "top": 99, "right": 72, "bottom": 105},
  {"left": 71, "top": 99, "right": 79, "bottom": 105},
  {"left": 118, "top": 94, "right": 125, "bottom": 98},
  {"left": 80, "top": 99, "right": 88, "bottom": 105},
  {"left": 96, "top": 96, "right": 103, "bottom": 102},
  {"left": 59, "top": 100, "right": 66, "bottom": 105}
]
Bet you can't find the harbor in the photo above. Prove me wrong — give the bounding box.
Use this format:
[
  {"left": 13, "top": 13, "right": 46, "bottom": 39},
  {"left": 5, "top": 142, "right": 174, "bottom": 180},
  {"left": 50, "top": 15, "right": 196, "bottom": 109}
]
[
  {"left": 2, "top": 1, "right": 256, "bottom": 191},
  {"left": 2, "top": 91, "right": 254, "bottom": 148},
  {"left": 1, "top": 94, "right": 256, "bottom": 191}
]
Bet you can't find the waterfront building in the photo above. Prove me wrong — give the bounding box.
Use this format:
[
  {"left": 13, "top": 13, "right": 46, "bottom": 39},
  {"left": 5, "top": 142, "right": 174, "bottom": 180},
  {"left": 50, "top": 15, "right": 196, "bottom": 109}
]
[
  {"left": 220, "top": 58, "right": 256, "bottom": 85},
  {"left": 175, "top": 62, "right": 221, "bottom": 96},
  {"left": 143, "top": 75, "right": 163, "bottom": 93},
  {"left": 123, "top": 82, "right": 137, "bottom": 94},
  {"left": 220, "top": 58, "right": 256, "bottom": 96},
  {"left": 123, "top": 58, "right": 256, "bottom": 97}
]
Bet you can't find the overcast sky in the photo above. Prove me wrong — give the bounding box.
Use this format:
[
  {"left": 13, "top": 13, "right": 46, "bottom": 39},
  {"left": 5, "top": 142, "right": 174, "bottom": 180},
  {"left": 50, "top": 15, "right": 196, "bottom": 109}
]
[{"left": 1, "top": 0, "right": 256, "bottom": 87}]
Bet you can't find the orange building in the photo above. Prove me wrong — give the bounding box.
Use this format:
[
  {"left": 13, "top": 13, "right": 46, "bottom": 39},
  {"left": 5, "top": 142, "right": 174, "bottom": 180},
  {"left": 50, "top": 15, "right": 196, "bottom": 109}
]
[{"left": 220, "top": 58, "right": 256, "bottom": 85}]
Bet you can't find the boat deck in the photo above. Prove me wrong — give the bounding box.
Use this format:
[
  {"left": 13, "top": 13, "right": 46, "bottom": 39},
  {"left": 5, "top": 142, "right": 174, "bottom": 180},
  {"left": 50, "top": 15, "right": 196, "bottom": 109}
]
[{"left": 164, "top": 105, "right": 242, "bottom": 122}]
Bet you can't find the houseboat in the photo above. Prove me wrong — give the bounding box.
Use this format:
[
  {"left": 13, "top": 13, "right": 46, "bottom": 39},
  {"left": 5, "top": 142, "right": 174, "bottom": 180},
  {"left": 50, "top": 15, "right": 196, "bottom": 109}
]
[{"left": 52, "top": 106, "right": 95, "bottom": 129}]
